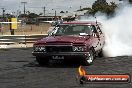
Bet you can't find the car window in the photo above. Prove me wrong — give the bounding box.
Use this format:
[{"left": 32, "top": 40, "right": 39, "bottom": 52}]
[
  {"left": 55, "top": 25, "right": 92, "bottom": 36},
  {"left": 91, "top": 25, "right": 97, "bottom": 33},
  {"left": 72, "top": 26, "right": 84, "bottom": 31},
  {"left": 97, "top": 24, "right": 103, "bottom": 34}
]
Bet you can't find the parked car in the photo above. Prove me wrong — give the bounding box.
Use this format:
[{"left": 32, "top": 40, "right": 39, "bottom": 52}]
[{"left": 32, "top": 21, "right": 105, "bottom": 65}]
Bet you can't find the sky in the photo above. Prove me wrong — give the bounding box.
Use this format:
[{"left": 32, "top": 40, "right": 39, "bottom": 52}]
[{"left": 0, "top": 0, "right": 121, "bottom": 15}]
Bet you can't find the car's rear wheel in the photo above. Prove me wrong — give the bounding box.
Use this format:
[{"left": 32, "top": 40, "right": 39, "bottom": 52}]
[
  {"left": 36, "top": 57, "right": 49, "bottom": 66},
  {"left": 98, "top": 49, "right": 103, "bottom": 57},
  {"left": 83, "top": 50, "right": 95, "bottom": 65}
]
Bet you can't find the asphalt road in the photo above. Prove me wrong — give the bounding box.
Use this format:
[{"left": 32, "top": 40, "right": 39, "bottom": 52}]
[{"left": 0, "top": 48, "right": 132, "bottom": 88}]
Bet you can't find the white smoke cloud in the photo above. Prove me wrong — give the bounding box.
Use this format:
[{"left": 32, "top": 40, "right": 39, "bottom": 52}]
[
  {"left": 97, "top": 4, "right": 132, "bottom": 57},
  {"left": 80, "top": 3, "right": 132, "bottom": 57}
]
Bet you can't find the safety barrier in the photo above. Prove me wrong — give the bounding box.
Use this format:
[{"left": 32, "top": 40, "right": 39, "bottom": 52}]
[{"left": 0, "top": 34, "right": 48, "bottom": 49}]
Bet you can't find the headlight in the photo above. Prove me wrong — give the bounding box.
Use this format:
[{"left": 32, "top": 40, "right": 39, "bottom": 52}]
[
  {"left": 34, "top": 46, "right": 46, "bottom": 52},
  {"left": 73, "top": 46, "right": 84, "bottom": 52}
]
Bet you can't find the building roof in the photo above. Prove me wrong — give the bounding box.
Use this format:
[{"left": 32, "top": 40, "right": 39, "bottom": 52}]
[{"left": 62, "top": 21, "right": 101, "bottom": 25}]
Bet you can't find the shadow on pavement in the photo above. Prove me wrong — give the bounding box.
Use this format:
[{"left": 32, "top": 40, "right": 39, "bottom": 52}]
[{"left": 23, "top": 60, "right": 82, "bottom": 68}]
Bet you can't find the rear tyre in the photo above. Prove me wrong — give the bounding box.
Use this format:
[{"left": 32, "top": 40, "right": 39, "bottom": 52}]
[
  {"left": 83, "top": 50, "right": 94, "bottom": 66},
  {"left": 98, "top": 49, "right": 103, "bottom": 57},
  {"left": 36, "top": 57, "right": 49, "bottom": 66}
]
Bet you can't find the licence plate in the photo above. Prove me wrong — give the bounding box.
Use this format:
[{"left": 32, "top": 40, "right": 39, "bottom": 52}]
[{"left": 52, "top": 56, "right": 64, "bottom": 60}]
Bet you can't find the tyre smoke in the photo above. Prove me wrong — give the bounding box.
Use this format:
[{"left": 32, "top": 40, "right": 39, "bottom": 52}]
[
  {"left": 102, "top": 4, "right": 132, "bottom": 57},
  {"left": 80, "top": 4, "right": 132, "bottom": 57}
]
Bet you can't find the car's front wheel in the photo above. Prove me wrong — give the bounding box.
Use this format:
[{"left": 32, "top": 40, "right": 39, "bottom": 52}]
[
  {"left": 36, "top": 57, "right": 49, "bottom": 66},
  {"left": 83, "top": 50, "right": 94, "bottom": 65}
]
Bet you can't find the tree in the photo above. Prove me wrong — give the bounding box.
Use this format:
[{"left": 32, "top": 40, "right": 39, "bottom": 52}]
[
  {"left": 92, "top": 0, "right": 108, "bottom": 13},
  {"left": 26, "top": 13, "right": 39, "bottom": 24},
  {"left": 19, "top": 14, "right": 28, "bottom": 18},
  {"left": 39, "top": 13, "right": 43, "bottom": 16},
  {"left": 77, "top": 7, "right": 91, "bottom": 11},
  {"left": 78, "top": 0, "right": 117, "bottom": 16},
  {"left": 108, "top": 2, "right": 117, "bottom": 15},
  {"left": 28, "top": 13, "right": 39, "bottom": 18},
  {"left": 129, "top": 0, "right": 132, "bottom": 4},
  {"left": 60, "top": 11, "right": 65, "bottom": 13}
]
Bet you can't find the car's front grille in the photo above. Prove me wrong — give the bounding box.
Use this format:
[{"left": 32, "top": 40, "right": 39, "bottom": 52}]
[{"left": 45, "top": 46, "right": 72, "bottom": 52}]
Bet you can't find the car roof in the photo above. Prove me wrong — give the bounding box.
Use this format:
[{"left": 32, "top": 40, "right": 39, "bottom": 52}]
[{"left": 61, "top": 21, "right": 101, "bottom": 25}]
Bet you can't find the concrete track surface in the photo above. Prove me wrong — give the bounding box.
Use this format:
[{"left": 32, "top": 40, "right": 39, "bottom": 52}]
[{"left": 0, "top": 48, "right": 131, "bottom": 88}]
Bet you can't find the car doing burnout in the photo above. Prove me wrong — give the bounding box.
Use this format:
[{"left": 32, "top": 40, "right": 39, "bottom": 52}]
[{"left": 32, "top": 21, "right": 105, "bottom": 65}]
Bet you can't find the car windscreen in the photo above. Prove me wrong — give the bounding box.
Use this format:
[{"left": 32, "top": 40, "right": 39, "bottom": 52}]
[{"left": 54, "top": 25, "right": 92, "bottom": 36}]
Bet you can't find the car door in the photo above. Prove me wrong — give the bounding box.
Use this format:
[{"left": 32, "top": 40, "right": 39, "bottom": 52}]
[
  {"left": 90, "top": 25, "right": 100, "bottom": 51},
  {"left": 96, "top": 24, "right": 105, "bottom": 49}
]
